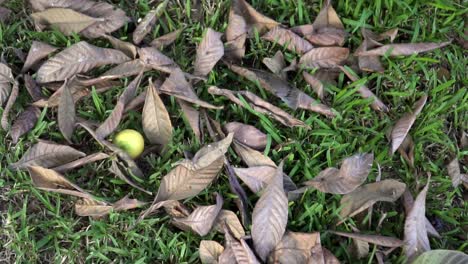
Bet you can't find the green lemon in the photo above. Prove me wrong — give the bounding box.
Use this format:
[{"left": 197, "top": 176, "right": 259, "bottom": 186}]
[{"left": 114, "top": 129, "right": 145, "bottom": 159}]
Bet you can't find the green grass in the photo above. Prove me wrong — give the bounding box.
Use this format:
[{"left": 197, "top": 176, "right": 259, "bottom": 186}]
[{"left": 1, "top": 0, "right": 467, "bottom": 263}]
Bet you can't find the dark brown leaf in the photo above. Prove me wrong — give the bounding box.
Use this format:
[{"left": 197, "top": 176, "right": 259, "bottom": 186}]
[
  {"left": 330, "top": 231, "right": 404, "bottom": 248},
  {"left": 23, "top": 74, "right": 44, "bottom": 101},
  {"left": 300, "top": 47, "right": 349, "bottom": 68},
  {"left": 133, "top": 0, "right": 169, "bottom": 44},
  {"left": 10, "top": 106, "right": 41, "bottom": 144},
  {"left": 302, "top": 153, "right": 373, "bottom": 194},
  {"left": 150, "top": 28, "right": 183, "bottom": 49},
  {"left": 199, "top": 240, "right": 224, "bottom": 264},
  {"left": 391, "top": 94, "right": 427, "bottom": 153},
  {"left": 262, "top": 26, "right": 314, "bottom": 54},
  {"left": 269, "top": 231, "right": 324, "bottom": 264},
  {"left": 57, "top": 79, "right": 76, "bottom": 143},
  {"left": 194, "top": 28, "right": 224, "bottom": 76},
  {"left": 52, "top": 152, "right": 109, "bottom": 172},
  {"left": 398, "top": 134, "right": 415, "bottom": 168},
  {"left": 224, "top": 122, "right": 267, "bottom": 150},
  {"left": 356, "top": 41, "right": 451, "bottom": 57},
  {"left": 22, "top": 41, "right": 58, "bottom": 73}
]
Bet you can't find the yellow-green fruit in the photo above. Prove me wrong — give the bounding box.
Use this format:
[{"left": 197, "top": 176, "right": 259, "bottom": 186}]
[{"left": 114, "top": 129, "right": 145, "bottom": 159}]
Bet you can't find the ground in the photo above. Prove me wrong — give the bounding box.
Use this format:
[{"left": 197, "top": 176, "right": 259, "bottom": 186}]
[{"left": 0, "top": 0, "right": 467, "bottom": 263}]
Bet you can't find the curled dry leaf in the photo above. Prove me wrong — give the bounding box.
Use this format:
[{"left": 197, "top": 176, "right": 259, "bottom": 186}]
[
  {"left": 411, "top": 250, "right": 468, "bottom": 264},
  {"left": 31, "top": 8, "right": 99, "bottom": 36},
  {"left": 102, "top": 34, "right": 138, "bottom": 59},
  {"left": 75, "top": 196, "right": 145, "bottom": 218},
  {"left": 208, "top": 86, "right": 306, "bottom": 127},
  {"left": 231, "top": 0, "right": 279, "bottom": 36},
  {"left": 138, "top": 46, "right": 179, "bottom": 74},
  {"left": 233, "top": 165, "right": 297, "bottom": 194},
  {"left": 391, "top": 94, "right": 427, "bottom": 153},
  {"left": 306, "top": 27, "right": 346, "bottom": 47},
  {"left": 229, "top": 65, "right": 335, "bottom": 117},
  {"left": 225, "top": 9, "right": 247, "bottom": 60},
  {"left": 178, "top": 99, "right": 202, "bottom": 141},
  {"left": 0, "top": 63, "right": 13, "bottom": 106},
  {"left": 133, "top": 0, "right": 169, "bottom": 44},
  {"left": 398, "top": 134, "right": 415, "bottom": 168},
  {"left": 303, "top": 153, "right": 374, "bottom": 194},
  {"left": 1, "top": 77, "right": 19, "bottom": 130},
  {"left": 159, "top": 68, "right": 222, "bottom": 109},
  {"left": 153, "top": 133, "right": 233, "bottom": 203},
  {"left": 303, "top": 71, "right": 325, "bottom": 100},
  {"left": 312, "top": 0, "right": 344, "bottom": 30},
  {"left": 194, "top": 28, "right": 224, "bottom": 77},
  {"left": 109, "top": 160, "right": 152, "bottom": 195},
  {"left": 339, "top": 179, "right": 406, "bottom": 219},
  {"left": 10, "top": 106, "right": 41, "bottom": 144},
  {"left": 262, "top": 26, "right": 314, "bottom": 54},
  {"left": 339, "top": 66, "right": 389, "bottom": 112},
  {"left": 224, "top": 161, "right": 251, "bottom": 228},
  {"left": 233, "top": 141, "right": 276, "bottom": 168},
  {"left": 150, "top": 28, "right": 183, "bottom": 49},
  {"left": 269, "top": 231, "right": 324, "bottom": 264},
  {"left": 10, "top": 141, "right": 85, "bottom": 170},
  {"left": 252, "top": 162, "right": 288, "bottom": 261},
  {"left": 300, "top": 47, "right": 349, "bottom": 68},
  {"left": 27, "top": 165, "right": 94, "bottom": 199},
  {"left": 356, "top": 41, "right": 451, "bottom": 57},
  {"left": 142, "top": 79, "right": 173, "bottom": 150},
  {"left": 224, "top": 225, "right": 260, "bottom": 264},
  {"left": 447, "top": 158, "right": 463, "bottom": 188},
  {"left": 356, "top": 29, "right": 387, "bottom": 73},
  {"left": 36, "top": 41, "right": 131, "bottom": 83},
  {"left": 29, "top": 0, "right": 130, "bottom": 38},
  {"left": 199, "top": 240, "right": 224, "bottom": 264},
  {"left": 173, "top": 193, "right": 223, "bottom": 236},
  {"left": 52, "top": 152, "right": 109, "bottom": 172},
  {"left": 23, "top": 74, "right": 44, "bottom": 101},
  {"left": 57, "top": 79, "right": 76, "bottom": 143},
  {"left": 22, "top": 41, "right": 58, "bottom": 73},
  {"left": 402, "top": 189, "right": 440, "bottom": 238},
  {"left": 404, "top": 179, "right": 431, "bottom": 261},
  {"left": 213, "top": 209, "right": 246, "bottom": 239},
  {"left": 330, "top": 231, "right": 404, "bottom": 248},
  {"left": 262, "top": 50, "right": 287, "bottom": 80},
  {"left": 224, "top": 122, "right": 267, "bottom": 150}
]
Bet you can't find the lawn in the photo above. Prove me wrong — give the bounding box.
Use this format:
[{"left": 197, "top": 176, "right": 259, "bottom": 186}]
[{"left": 0, "top": 0, "right": 467, "bottom": 263}]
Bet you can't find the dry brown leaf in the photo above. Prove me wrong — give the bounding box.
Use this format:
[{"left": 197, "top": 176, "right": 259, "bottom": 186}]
[
  {"left": 305, "top": 27, "right": 346, "bottom": 47},
  {"left": 404, "top": 178, "right": 431, "bottom": 261},
  {"left": 339, "top": 179, "right": 406, "bottom": 219},
  {"left": 150, "top": 28, "right": 183, "bottom": 49},
  {"left": 233, "top": 165, "right": 297, "bottom": 195},
  {"left": 0, "top": 63, "right": 13, "bottom": 106},
  {"left": 36, "top": 41, "right": 130, "bottom": 83},
  {"left": 349, "top": 238, "right": 369, "bottom": 259},
  {"left": 142, "top": 79, "right": 172, "bottom": 150},
  {"left": 313, "top": 0, "right": 344, "bottom": 30},
  {"left": 224, "top": 122, "right": 267, "bottom": 150},
  {"left": 269, "top": 231, "right": 324, "bottom": 264},
  {"left": 303, "top": 71, "right": 325, "bottom": 100},
  {"left": 31, "top": 8, "right": 98, "bottom": 35},
  {"left": 218, "top": 246, "right": 236, "bottom": 264},
  {"left": 11, "top": 141, "right": 85, "bottom": 170},
  {"left": 323, "top": 247, "right": 340, "bottom": 264},
  {"left": 224, "top": 224, "right": 260, "bottom": 264},
  {"left": 173, "top": 193, "right": 223, "bottom": 236},
  {"left": 76, "top": 196, "right": 145, "bottom": 217},
  {"left": 138, "top": 46, "right": 179, "bottom": 74},
  {"left": 330, "top": 231, "right": 404, "bottom": 248},
  {"left": 356, "top": 41, "right": 451, "bottom": 57},
  {"left": 199, "top": 240, "right": 224, "bottom": 264},
  {"left": 22, "top": 41, "right": 58, "bottom": 73},
  {"left": 208, "top": 86, "right": 306, "bottom": 127},
  {"left": 102, "top": 34, "right": 138, "bottom": 59},
  {"left": 252, "top": 162, "right": 288, "bottom": 261},
  {"left": 58, "top": 79, "right": 76, "bottom": 143},
  {"left": 262, "top": 26, "right": 314, "bottom": 54},
  {"left": 178, "top": 99, "right": 202, "bottom": 141},
  {"left": 109, "top": 160, "right": 152, "bottom": 195},
  {"left": 0, "top": 6, "right": 11, "bottom": 23},
  {"left": 10, "top": 106, "right": 41, "bottom": 144},
  {"left": 52, "top": 152, "right": 109, "bottom": 172},
  {"left": 1, "top": 76, "right": 19, "bottom": 130},
  {"left": 262, "top": 50, "right": 287, "bottom": 80},
  {"left": 300, "top": 47, "right": 349, "bottom": 68},
  {"left": 402, "top": 189, "right": 440, "bottom": 238},
  {"left": 23, "top": 74, "right": 44, "bottom": 101},
  {"left": 390, "top": 94, "right": 427, "bottom": 153},
  {"left": 231, "top": 0, "right": 279, "bottom": 36},
  {"left": 213, "top": 210, "right": 245, "bottom": 239},
  {"left": 303, "top": 153, "right": 373, "bottom": 194},
  {"left": 447, "top": 158, "right": 463, "bottom": 188},
  {"left": 194, "top": 28, "right": 224, "bottom": 77},
  {"left": 398, "top": 134, "right": 415, "bottom": 168},
  {"left": 225, "top": 9, "right": 247, "bottom": 60},
  {"left": 233, "top": 141, "right": 276, "bottom": 167}
]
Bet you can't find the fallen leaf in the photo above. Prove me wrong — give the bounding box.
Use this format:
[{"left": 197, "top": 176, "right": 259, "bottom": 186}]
[
  {"left": 36, "top": 41, "right": 130, "bottom": 83},
  {"left": 231, "top": 0, "right": 279, "bottom": 36},
  {"left": 213, "top": 209, "right": 246, "bottom": 239},
  {"left": 23, "top": 74, "right": 44, "bottom": 101},
  {"left": 178, "top": 99, "right": 202, "bottom": 141},
  {"left": 159, "top": 68, "right": 222, "bottom": 109},
  {"left": 29, "top": 0, "right": 130, "bottom": 38},
  {"left": 0, "top": 63, "right": 13, "bottom": 106},
  {"left": 356, "top": 41, "right": 451, "bottom": 56},
  {"left": 224, "top": 224, "right": 261, "bottom": 264},
  {"left": 233, "top": 165, "right": 297, "bottom": 195},
  {"left": 269, "top": 231, "right": 324, "bottom": 264},
  {"left": 10, "top": 141, "right": 85, "bottom": 170},
  {"left": 109, "top": 160, "right": 152, "bottom": 195},
  {"left": 404, "top": 178, "right": 431, "bottom": 261},
  {"left": 411, "top": 249, "right": 468, "bottom": 264},
  {"left": 10, "top": 106, "right": 41, "bottom": 144},
  {"left": 57, "top": 79, "right": 76, "bottom": 143},
  {"left": 339, "top": 179, "right": 406, "bottom": 219},
  {"left": 76, "top": 195, "right": 145, "bottom": 217},
  {"left": 31, "top": 8, "right": 98, "bottom": 35},
  {"left": 313, "top": 0, "right": 344, "bottom": 30},
  {"left": 161, "top": 200, "right": 191, "bottom": 218},
  {"left": 102, "top": 34, "right": 138, "bottom": 59},
  {"left": 95, "top": 73, "right": 143, "bottom": 139},
  {"left": 330, "top": 231, "right": 404, "bottom": 248},
  {"left": 225, "top": 9, "right": 247, "bottom": 60},
  {"left": 208, "top": 86, "right": 306, "bottom": 127},
  {"left": 262, "top": 50, "right": 287, "bottom": 80},
  {"left": 322, "top": 247, "right": 340, "bottom": 264},
  {"left": 133, "top": 0, "right": 169, "bottom": 44},
  {"left": 21, "top": 41, "right": 58, "bottom": 73},
  {"left": 199, "top": 240, "right": 224, "bottom": 264},
  {"left": 402, "top": 189, "right": 441, "bottom": 238},
  {"left": 349, "top": 238, "right": 369, "bottom": 259},
  {"left": 173, "top": 193, "right": 223, "bottom": 236},
  {"left": 447, "top": 158, "right": 463, "bottom": 188},
  {"left": 142, "top": 79, "right": 172, "bottom": 151},
  {"left": 224, "top": 161, "right": 251, "bottom": 228},
  {"left": 1, "top": 77, "right": 19, "bottom": 130},
  {"left": 305, "top": 27, "right": 346, "bottom": 47},
  {"left": 218, "top": 246, "right": 236, "bottom": 264},
  {"left": 262, "top": 26, "right": 314, "bottom": 54},
  {"left": 150, "top": 28, "right": 183, "bottom": 49},
  {"left": 302, "top": 153, "right": 374, "bottom": 194},
  {"left": 233, "top": 141, "right": 276, "bottom": 167},
  {"left": 52, "top": 152, "right": 109, "bottom": 172},
  {"left": 194, "top": 28, "right": 224, "bottom": 77},
  {"left": 252, "top": 162, "right": 288, "bottom": 261},
  {"left": 356, "top": 29, "right": 385, "bottom": 73},
  {"left": 391, "top": 94, "right": 427, "bottom": 153},
  {"left": 138, "top": 46, "right": 179, "bottom": 74},
  {"left": 303, "top": 71, "right": 325, "bottom": 100},
  {"left": 398, "top": 135, "right": 415, "bottom": 168},
  {"left": 300, "top": 47, "right": 349, "bottom": 68},
  {"left": 224, "top": 122, "right": 267, "bottom": 150}
]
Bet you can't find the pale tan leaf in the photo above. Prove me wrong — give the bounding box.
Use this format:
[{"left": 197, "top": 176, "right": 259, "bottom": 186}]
[
  {"left": 22, "top": 41, "right": 58, "bottom": 73},
  {"left": 213, "top": 210, "right": 246, "bottom": 239},
  {"left": 75, "top": 199, "right": 112, "bottom": 217},
  {"left": 312, "top": 0, "right": 344, "bottom": 30},
  {"left": 339, "top": 179, "right": 406, "bottom": 219},
  {"left": 224, "top": 224, "right": 260, "bottom": 264},
  {"left": 303, "top": 71, "right": 325, "bottom": 100},
  {"left": 300, "top": 47, "right": 349, "bottom": 68},
  {"left": 142, "top": 79, "right": 172, "bottom": 150},
  {"left": 252, "top": 162, "right": 288, "bottom": 261},
  {"left": 391, "top": 94, "right": 428, "bottom": 153},
  {"left": 194, "top": 28, "right": 224, "bottom": 76},
  {"left": 36, "top": 41, "right": 130, "bottom": 83},
  {"left": 404, "top": 179, "right": 431, "bottom": 261},
  {"left": 233, "top": 141, "right": 276, "bottom": 167},
  {"left": 150, "top": 28, "right": 183, "bottom": 49},
  {"left": 402, "top": 189, "right": 440, "bottom": 238},
  {"left": 138, "top": 46, "right": 179, "bottom": 74},
  {"left": 173, "top": 193, "right": 223, "bottom": 236},
  {"left": 102, "top": 34, "right": 137, "bottom": 59},
  {"left": 349, "top": 238, "right": 369, "bottom": 259},
  {"left": 262, "top": 26, "right": 313, "bottom": 54},
  {"left": 58, "top": 79, "right": 76, "bottom": 143},
  {"left": 178, "top": 99, "right": 201, "bottom": 141},
  {"left": 412, "top": 250, "right": 468, "bottom": 264},
  {"left": 225, "top": 9, "right": 247, "bottom": 60},
  {"left": 31, "top": 8, "right": 99, "bottom": 35},
  {"left": 10, "top": 106, "right": 41, "bottom": 144},
  {"left": 224, "top": 122, "right": 267, "bottom": 150},
  {"left": 0, "top": 63, "right": 13, "bottom": 106},
  {"left": 11, "top": 141, "right": 85, "bottom": 170},
  {"left": 269, "top": 231, "right": 324, "bottom": 264},
  {"left": 356, "top": 41, "right": 451, "bottom": 56},
  {"left": 262, "top": 50, "right": 287, "bottom": 80},
  {"left": 218, "top": 246, "right": 236, "bottom": 264},
  {"left": 447, "top": 158, "right": 463, "bottom": 188},
  {"left": 52, "top": 152, "right": 109, "bottom": 172},
  {"left": 303, "top": 153, "right": 373, "bottom": 194},
  {"left": 199, "top": 240, "right": 224, "bottom": 264},
  {"left": 330, "top": 231, "right": 403, "bottom": 248},
  {"left": 0, "top": 6, "right": 11, "bottom": 23}
]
